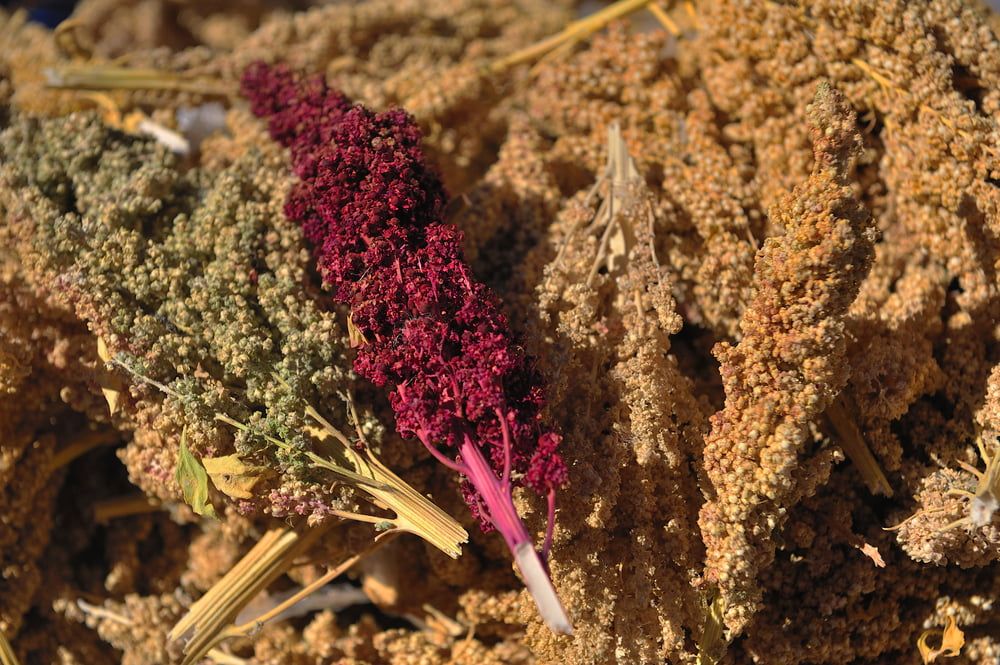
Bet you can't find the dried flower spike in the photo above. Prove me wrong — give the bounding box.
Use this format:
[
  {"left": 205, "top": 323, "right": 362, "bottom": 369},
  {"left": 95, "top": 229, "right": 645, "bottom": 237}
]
[
  {"left": 698, "top": 81, "right": 877, "bottom": 635},
  {"left": 241, "top": 62, "right": 572, "bottom": 634}
]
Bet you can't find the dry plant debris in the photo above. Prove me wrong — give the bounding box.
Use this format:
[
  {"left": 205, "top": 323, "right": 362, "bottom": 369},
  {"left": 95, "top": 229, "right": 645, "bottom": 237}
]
[{"left": 1, "top": 0, "right": 1000, "bottom": 663}]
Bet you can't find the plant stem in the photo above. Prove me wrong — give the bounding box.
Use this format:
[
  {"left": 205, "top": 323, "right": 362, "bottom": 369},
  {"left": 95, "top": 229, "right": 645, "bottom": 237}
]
[
  {"left": 824, "top": 395, "right": 893, "bottom": 496},
  {"left": 489, "top": 0, "right": 654, "bottom": 73},
  {"left": 92, "top": 494, "right": 161, "bottom": 523},
  {"left": 0, "top": 628, "right": 20, "bottom": 665},
  {"left": 458, "top": 436, "right": 572, "bottom": 634},
  {"left": 227, "top": 531, "right": 399, "bottom": 637},
  {"left": 49, "top": 428, "right": 119, "bottom": 470},
  {"left": 44, "top": 64, "right": 234, "bottom": 96}
]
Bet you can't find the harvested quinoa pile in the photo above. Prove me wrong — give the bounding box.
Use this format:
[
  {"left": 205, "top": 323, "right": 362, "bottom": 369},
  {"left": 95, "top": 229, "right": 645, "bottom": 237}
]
[{"left": 1, "top": 1, "right": 1000, "bottom": 663}]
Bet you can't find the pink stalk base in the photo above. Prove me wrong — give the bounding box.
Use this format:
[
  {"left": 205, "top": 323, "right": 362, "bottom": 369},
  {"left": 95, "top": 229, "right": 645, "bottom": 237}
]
[{"left": 459, "top": 437, "right": 573, "bottom": 635}]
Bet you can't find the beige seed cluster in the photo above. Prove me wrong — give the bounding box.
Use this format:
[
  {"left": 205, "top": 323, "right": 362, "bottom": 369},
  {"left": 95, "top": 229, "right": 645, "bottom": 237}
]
[{"left": 2, "top": 0, "right": 1000, "bottom": 663}]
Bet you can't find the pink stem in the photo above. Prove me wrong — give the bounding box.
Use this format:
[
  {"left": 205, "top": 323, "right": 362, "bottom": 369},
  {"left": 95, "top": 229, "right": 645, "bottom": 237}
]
[
  {"left": 416, "top": 429, "right": 466, "bottom": 474},
  {"left": 496, "top": 408, "right": 513, "bottom": 490},
  {"left": 459, "top": 433, "right": 531, "bottom": 551},
  {"left": 542, "top": 488, "right": 557, "bottom": 562},
  {"left": 458, "top": 434, "right": 572, "bottom": 634}
]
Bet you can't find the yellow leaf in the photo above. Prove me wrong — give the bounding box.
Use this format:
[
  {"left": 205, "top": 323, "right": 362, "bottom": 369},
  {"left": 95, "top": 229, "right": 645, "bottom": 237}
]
[
  {"left": 203, "top": 454, "right": 267, "bottom": 499},
  {"left": 78, "top": 91, "right": 123, "bottom": 127},
  {"left": 122, "top": 110, "right": 146, "bottom": 133},
  {"left": 96, "top": 336, "right": 112, "bottom": 363},
  {"left": 918, "top": 616, "right": 965, "bottom": 663},
  {"left": 305, "top": 424, "right": 329, "bottom": 441},
  {"left": 96, "top": 336, "right": 123, "bottom": 416}
]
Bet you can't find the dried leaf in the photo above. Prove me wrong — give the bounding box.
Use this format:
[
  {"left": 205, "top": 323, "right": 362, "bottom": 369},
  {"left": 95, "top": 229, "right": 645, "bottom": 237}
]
[
  {"left": 347, "top": 313, "right": 367, "bottom": 348},
  {"left": 176, "top": 430, "right": 216, "bottom": 518},
  {"left": 96, "top": 336, "right": 123, "bottom": 416},
  {"left": 603, "top": 122, "right": 638, "bottom": 275},
  {"left": 859, "top": 542, "right": 886, "bottom": 568},
  {"left": 203, "top": 454, "right": 268, "bottom": 499},
  {"left": 918, "top": 616, "right": 965, "bottom": 663}
]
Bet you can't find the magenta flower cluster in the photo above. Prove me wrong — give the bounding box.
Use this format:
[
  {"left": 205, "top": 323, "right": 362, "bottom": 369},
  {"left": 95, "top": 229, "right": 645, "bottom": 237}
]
[{"left": 240, "top": 63, "right": 568, "bottom": 551}]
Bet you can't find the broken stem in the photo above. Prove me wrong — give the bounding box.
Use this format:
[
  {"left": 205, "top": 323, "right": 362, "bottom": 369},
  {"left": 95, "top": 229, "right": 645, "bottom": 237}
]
[
  {"left": 227, "top": 531, "right": 399, "bottom": 638},
  {"left": 93, "top": 494, "right": 162, "bottom": 523},
  {"left": 300, "top": 407, "right": 468, "bottom": 558},
  {"left": 824, "top": 394, "right": 893, "bottom": 496},
  {"left": 170, "top": 526, "right": 327, "bottom": 665},
  {"left": 49, "top": 428, "right": 119, "bottom": 470}
]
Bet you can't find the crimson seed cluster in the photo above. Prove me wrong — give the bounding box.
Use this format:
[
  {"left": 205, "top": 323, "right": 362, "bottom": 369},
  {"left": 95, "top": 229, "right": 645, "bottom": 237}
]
[{"left": 240, "top": 63, "right": 568, "bottom": 531}]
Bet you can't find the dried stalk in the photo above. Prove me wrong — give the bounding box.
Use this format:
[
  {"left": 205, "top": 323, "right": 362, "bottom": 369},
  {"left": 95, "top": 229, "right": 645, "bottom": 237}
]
[
  {"left": 44, "top": 65, "right": 234, "bottom": 96},
  {"left": 825, "top": 395, "right": 893, "bottom": 496},
  {"left": 490, "top": 0, "right": 655, "bottom": 73},
  {"left": 0, "top": 629, "right": 19, "bottom": 665},
  {"left": 92, "top": 494, "right": 162, "bottom": 523},
  {"left": 49, "top": 428, "right": 119, "bottom": 470},
  {"left": 170, "top": 524, "right": 396, "bottom": 665}
]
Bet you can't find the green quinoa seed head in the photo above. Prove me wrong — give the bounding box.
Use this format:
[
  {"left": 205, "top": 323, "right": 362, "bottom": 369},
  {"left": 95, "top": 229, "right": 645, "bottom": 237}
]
[{"left": 0, "top": 111, "right": 377, "bottom": 519}]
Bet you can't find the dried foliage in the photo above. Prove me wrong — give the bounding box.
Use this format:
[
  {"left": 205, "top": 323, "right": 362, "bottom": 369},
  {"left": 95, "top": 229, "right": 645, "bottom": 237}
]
[{"left": 2, "top": 0, "right": 1000, "bottom": 663}]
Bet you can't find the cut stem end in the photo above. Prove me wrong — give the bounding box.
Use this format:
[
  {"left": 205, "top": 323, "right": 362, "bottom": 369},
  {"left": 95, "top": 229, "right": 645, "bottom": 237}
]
[
  {"left": 459, "top": 437, "right": 572, "bottom": 634},
  {"left": 514, "top": 542, "right": 573, "bottom": 635}
]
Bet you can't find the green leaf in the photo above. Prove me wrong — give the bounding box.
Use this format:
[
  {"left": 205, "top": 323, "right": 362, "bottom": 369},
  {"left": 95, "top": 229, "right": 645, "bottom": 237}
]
[{"left": 176, "top": 428, "right": 217, "bottom": 519}]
